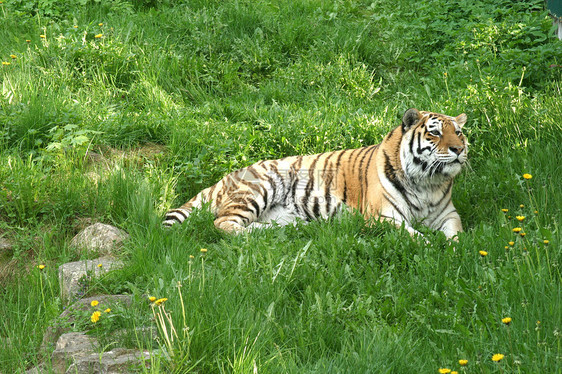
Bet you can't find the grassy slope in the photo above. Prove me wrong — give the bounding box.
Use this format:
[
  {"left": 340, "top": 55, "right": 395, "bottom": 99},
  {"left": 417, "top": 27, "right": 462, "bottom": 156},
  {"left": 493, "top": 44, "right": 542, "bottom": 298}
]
[{"left": 0, "top": 0, "right": 561, "bottom": 372}]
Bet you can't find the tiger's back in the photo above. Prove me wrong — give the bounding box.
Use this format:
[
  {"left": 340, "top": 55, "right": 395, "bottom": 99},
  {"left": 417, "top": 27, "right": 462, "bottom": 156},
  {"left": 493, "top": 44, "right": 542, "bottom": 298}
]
[{"left": 164, "top": 108, "right": 467, "bottom": 239}]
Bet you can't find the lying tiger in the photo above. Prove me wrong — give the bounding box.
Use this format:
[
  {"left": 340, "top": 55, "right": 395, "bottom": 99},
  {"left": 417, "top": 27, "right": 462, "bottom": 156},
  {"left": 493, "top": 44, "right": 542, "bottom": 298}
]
[{"left": 164, "top": 108, "right": 468, "bottom": 239}]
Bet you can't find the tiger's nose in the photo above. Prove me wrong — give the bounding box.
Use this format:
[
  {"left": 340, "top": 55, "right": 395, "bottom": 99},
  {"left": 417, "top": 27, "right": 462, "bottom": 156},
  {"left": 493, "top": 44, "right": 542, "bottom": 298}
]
[{"left": 449, "top": 145, "right": 464, "bottom": 155}]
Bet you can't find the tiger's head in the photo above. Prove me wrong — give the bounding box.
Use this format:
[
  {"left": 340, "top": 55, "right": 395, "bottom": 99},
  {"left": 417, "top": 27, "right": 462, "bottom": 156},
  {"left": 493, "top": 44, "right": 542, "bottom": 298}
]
[{"left": 400, "top": 108, "right": 468, "bottom": 182}]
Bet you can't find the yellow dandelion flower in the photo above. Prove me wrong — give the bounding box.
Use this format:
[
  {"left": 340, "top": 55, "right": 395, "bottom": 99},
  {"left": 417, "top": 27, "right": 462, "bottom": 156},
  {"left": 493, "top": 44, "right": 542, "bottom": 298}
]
[
  {"left": 37, "top": 264, "right": 46, "bottom": 270},
  {"left": 91, "top": 300, "right": 99, "bottom": 307},
  {"left": 97, "top": 263, "right": 103, "bottom": 268},
  {"left": 94, "top": 34, "right": 103, "bottom": 38},
  {"left": 479, "top": 250, "right": 488, "bottom": 257},
  {"left": 189, "top": 255, "right": 195, "bottom": 259},
  {"left": 154, "top": 298, "right": 168, "bottom": 306},
  {"left": 516, "top": 216, "right": 525, "bottom": 221},
  {"left": 520, "top": 232, "right": 526, "bottom": 237},
  {"left": 501, "top": 209, "right": 509, "bottom": 213},
  {"left": 200, "top": 248, "right": 208, "bottom": 253},
  {"left": 148, "top": 296, "right": 156, "bottom": 302},
  {"left": 26, "top": 39, "right": 31, "bottom": 43},
  {"left": 543, "top": 240, "right": 549, "bottom": 245},
  {"left": 492, "top": 353, "right": 504, "bottom": 362},
  {"left": 522, "top": 173, "right": 532, "bottom": 180},
  {"left": 40, "top": 34, "right": 46, "bottom": 38},
  {"left": 10, "top": 54, "right": 16, "bottom": 59},
  {"left": 512, "top": 227, "right": 522, "bottom": 233},
  {"left": 451, "top": 372, "right": 458, "bottom": 374},
  {"left": 519, "top": 204, "right": 524, "bottom": 208},
  {"left": 99, "top": 23, "right": 104, "bottom": 26},
  {"left": 534, "top": 210, "right": 538, "bottom": 214},
  {"left": 2, "top": 61, "right": 11, "bottom": 66},
  {"left": 458, "top": 359, "right": 468, "bottom": 366},
  {"left": 438, "top": 368, "right": 451, "bottom": 374},
  {"left": 504, "top": 246, "right": 509, "bottom": 249},
  {"left": 91, "top": 311, "right": 101, "bottom": 323},
  {"left": 502, "top": 317, "right": 512, "bottom": 325},
  {"left": 104, "top": 308, "right": 111, "bottom": 313},
  {"left": 73, "top": 25, "right": 78, "bottom": 28},
  {"left": 508, "top": 241, "right": 515, "bottom": 246}
]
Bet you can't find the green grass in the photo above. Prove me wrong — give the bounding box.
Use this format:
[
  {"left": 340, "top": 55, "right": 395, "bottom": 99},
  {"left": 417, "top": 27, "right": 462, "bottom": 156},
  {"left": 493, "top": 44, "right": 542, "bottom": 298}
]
[{"left": 1, "top": 0, "right": 561, "bottom": 372}]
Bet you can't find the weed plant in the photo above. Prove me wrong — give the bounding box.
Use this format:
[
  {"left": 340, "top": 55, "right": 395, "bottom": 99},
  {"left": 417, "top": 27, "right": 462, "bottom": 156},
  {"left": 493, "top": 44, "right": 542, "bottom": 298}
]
[{"left": 0, "top": 0, "right": 561, "bottom": 372}]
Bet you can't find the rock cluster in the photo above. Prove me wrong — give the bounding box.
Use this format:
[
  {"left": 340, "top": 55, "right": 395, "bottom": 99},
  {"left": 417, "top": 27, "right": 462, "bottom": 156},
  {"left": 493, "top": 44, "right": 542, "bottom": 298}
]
[{"left": 27, "top": 223, "right": 155, "bottom": 374}]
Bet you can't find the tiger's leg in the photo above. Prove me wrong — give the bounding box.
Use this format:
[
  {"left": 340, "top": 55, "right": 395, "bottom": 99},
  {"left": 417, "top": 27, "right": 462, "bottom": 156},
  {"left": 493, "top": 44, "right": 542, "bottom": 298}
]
[
  {"left": 433, "top": 210, "right": 463, "bottom": 239},
  {"left": 374, "top": 207, "right": 424, "bottom": 238},
  {"left": 212, "top": 190, "right": 265, "bottom": 234}
]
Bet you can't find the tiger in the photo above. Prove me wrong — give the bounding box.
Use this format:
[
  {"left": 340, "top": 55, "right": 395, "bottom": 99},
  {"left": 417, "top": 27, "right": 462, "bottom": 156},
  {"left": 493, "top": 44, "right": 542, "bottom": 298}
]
[{"left": 164, "top": 108, "right": 468, "bottom": 239}]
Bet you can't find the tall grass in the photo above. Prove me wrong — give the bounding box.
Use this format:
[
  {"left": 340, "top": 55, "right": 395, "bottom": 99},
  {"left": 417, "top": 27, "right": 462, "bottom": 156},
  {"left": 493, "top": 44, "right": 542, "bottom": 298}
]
[{"left": 1, "top": 0, "right": 561, "bottom": 372}]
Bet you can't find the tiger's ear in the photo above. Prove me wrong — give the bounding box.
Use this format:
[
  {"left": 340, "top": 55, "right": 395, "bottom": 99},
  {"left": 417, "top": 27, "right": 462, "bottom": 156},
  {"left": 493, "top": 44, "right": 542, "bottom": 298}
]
[
  {"left": 401, "top": 108, "right": 421, "bottom": 132},
  {"left": 455, "top": 113, "right": 467, "bottom": 128}
]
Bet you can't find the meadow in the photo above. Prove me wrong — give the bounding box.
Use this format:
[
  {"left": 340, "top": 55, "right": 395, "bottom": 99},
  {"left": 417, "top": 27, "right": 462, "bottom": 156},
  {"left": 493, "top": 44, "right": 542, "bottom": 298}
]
[{"left": 0, "top": 0, "right": 561, "bottom": 372}]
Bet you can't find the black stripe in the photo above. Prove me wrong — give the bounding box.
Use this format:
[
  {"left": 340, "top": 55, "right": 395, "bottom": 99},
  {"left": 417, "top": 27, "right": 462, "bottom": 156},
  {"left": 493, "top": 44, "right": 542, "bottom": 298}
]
[
  {"left": 262, "top": 185, "right": 269, "bottom": 210},
  {"left": 227, "top": 203, "right": 255, "bottom": 212},
  {"left": 302, "top": 154, "right": 322, "bottom": 210},
  {"left": 357, "top": 145, "right": 375, "bottom": 174},
  {"left": 246, "top": 166, "right": 261, "bottom": 180},
  {"left": 312, "top": 197, "right": 320, "bottom": 218},
  {"left": 349, "top": 147, "right": 364, "bottom": 174},
  {"left": 269, "top": 163, "right": 286, "bottom": 195},
  {"left": 249, "top": 199, "right": 261, "bottom": 217},
  {"left": 230, "top": 212, "right": 251, "bottom": 225},
  {"left": 412, "top": 154, "right": 429, "bottom": 171},
  {"left": 321, "top": 152, "right": 337, "bottom": 216},
  {"left": 438, "top": 216, "right": 457, "bottom": 231},
  {"left": 430, "top": 182, "right": 453, "bottom": 208},
  {"left": 169, "top": 209, "right": 188, "bottom": 219},
  {"left": 383, "top": 193, "right": 408, "bottom": 222},
  {"left": 165, "top": 215, "right": 183, "bottom": 223},
  {"left": 409, "top": 128, "right": 416, "bottom": 154},
  {"left": 417, "top": 131, "right": 432, "bottom": 154},
  {"left": 238, "top": 179, "right": 262, "bottom": 193},
  {"left": 342, "top": 179, "right": 348, "bottom": 204},
  {"left": 334, "top": 149, "right": 348, "bottom": 170},
  {"left": 383, "top": 151, "right": 406, "bottom": 197},
  {"left": 303, "top": 206, "right": 315, "bottom": 221},
  {"left": 362, "top": 144, "right": 379, "bottom": 191},
  {"left": 205, "top": 185, "right": 217, "bottom": 203},
  {"left": 290, "top": 157, "right": 304, "bottom": 204},
  {"left": 264, "top": 174, "right": 277, "bottom": 203},
  {"left": 324, "top": 167, "right": 334, "bottom": 216},
  {"left": 321, "top": 152, "right": 337, "bottom": 178},
  {"left": 224, "top": 196, "right": 254, "bottom": 205}
]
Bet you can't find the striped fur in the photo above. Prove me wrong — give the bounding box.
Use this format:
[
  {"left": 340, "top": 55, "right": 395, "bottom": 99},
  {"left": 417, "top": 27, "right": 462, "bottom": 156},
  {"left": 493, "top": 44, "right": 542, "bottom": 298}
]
[{"left": 164, "top": 108, "right": 468, "bottom": 239}]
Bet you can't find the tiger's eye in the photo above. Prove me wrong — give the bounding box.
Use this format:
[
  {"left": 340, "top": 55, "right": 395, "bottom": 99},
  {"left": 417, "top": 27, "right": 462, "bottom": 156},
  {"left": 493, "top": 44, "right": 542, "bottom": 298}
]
[{"left": 429, "top": 130, "right": 441, "bottom": 136}]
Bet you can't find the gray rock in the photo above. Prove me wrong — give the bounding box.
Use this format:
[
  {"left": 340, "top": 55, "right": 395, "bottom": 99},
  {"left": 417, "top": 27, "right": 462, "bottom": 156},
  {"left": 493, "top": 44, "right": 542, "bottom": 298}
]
[
  {"left": 25, "top": 365, "right": 45, "bottom": 374},
  {"left": 52, "top": 332, "right": 98, "bottom": 373},
  {"left": 66, "top": 348, "right": 151, "bottom": 374},
  {"left": 58, "top": 257, "right": 124, "bottom": 301},
  {"left": 0, "top": 236, "right": 12, "bottom": 252},
  {"left": 51, "top": 333, "right": 151, "bottom": 373},
  {"left": 70, "top": 223, "right": 129, "bottom": 255}
]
